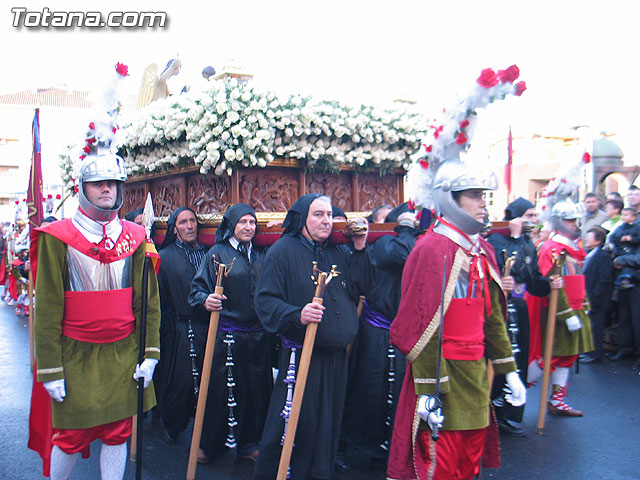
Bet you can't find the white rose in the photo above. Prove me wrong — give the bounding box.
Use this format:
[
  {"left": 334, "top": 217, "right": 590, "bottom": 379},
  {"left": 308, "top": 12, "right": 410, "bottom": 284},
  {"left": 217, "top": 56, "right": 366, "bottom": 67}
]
[
  {"left": 236, "top": 149, "right": 244, "bottom": 160},
  {"left": 224, "top": 149, "right": 236, "bottom": 161}
]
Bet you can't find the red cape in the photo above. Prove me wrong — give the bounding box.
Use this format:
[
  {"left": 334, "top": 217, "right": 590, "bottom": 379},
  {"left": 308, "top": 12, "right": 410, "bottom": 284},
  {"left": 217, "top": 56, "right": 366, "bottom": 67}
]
[{"left": 387, "top": 231, "right": 503, "bottom": 480}]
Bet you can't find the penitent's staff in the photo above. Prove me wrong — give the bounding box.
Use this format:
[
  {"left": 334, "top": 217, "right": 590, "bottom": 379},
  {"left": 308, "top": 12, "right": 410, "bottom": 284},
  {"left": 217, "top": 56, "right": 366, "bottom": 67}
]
[
  {"left": 536, "top": 250, "right": 566, "bottom": 434},
  {"left": 187, "top": 260, "right": 231, "bottom": 480},
  {"left": 276, "top": 262, "right": 340, "bottom": 480}
]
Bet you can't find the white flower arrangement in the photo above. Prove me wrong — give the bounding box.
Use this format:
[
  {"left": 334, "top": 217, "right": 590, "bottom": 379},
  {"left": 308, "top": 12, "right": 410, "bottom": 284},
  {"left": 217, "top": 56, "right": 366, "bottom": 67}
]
[{"left": 59, "top": 78, "right": 427, "bottom": 195}]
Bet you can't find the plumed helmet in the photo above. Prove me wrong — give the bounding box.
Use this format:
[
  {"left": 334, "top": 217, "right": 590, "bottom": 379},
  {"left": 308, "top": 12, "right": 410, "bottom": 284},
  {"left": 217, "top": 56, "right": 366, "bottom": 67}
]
[
  {"left": 433, "top": 157, "right": 497, "bottom": 235},
  {"left": 72, "top": 62, "right": 130, "bottom": 222},
  {"left": 550, "top": 199, "right": 581, "bottom": 240},
  {"left": 406, "top": 65, "right": 526, "bottom": 235},
  {"left": 77, "top": 149, "right": 127, "bottom": 222}
]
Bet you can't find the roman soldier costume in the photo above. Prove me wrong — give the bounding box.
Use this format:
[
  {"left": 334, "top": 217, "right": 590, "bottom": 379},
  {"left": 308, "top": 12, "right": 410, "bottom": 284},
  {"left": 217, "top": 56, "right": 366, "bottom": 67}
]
[
  {"left": 28, "top": 63, "right": 161, "bottom": 480},
  {"left": 388, "top": 66, "right": 527, "bottom": 480},
  {"left": 525, "top": 157, "right": 594, "bottom": 416}
]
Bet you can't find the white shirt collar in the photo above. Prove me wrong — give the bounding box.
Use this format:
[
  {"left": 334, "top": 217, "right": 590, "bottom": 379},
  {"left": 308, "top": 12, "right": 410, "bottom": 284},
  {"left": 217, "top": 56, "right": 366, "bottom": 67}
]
[
  {"left": 229, "top": 236, "right": 252, "bottom": 259},
  {"left": 72, "top": 208, "right": 123, "bottom": 247}
]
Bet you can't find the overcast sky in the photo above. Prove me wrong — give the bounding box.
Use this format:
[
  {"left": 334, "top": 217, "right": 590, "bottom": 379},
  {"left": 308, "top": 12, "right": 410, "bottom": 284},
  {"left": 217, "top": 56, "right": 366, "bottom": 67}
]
[{"left": 2, "top": 0, "right": 639, "bottom": 163}]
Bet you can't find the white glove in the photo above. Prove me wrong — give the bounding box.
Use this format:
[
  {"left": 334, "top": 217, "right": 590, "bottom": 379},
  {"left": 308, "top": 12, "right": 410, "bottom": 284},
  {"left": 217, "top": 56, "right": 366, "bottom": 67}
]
[
  {"left": 417, "top": 395, "right": 444, "bottom": 432},
  {"left": 133, "top": 358, "right": 158, "bottom": 389},
  {"left": 565, "top": 315, "right": 582, "bottom": 332},
  {"left": 504, "top": 371, "right": 526, "bottom": 407},
  {"left": 43, "top": 379, "right": 66, "bottom": 402}
]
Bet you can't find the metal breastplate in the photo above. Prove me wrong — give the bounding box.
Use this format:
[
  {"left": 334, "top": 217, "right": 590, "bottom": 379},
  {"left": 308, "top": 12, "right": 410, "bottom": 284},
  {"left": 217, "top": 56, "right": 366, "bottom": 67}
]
[{"left": 66, "top": 246, "right": 131, "bottom": 291}]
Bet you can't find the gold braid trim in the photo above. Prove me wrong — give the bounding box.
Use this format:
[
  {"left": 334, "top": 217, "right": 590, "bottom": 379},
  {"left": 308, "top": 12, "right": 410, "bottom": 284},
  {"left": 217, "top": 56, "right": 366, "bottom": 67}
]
[
  {"left": 145, "top": 347, "right": 160, "bottom": 353},
  {"left": 407, "top": 248, "right": 465, "bottom": 363},
  {"left": 37, "top": 366, "right": 63, "bottom": 375},
  {"left": 557, "top": 308, "right": 572, "bottom": 316},
  {"left": 412, "top": 397, "right": 422, "bottom": 480},
  {"left": 491, "top": 356, "right": 515, "bottom": 365},
  {"left": 414, "top": 376, "right": 450, "bottom": 384}
]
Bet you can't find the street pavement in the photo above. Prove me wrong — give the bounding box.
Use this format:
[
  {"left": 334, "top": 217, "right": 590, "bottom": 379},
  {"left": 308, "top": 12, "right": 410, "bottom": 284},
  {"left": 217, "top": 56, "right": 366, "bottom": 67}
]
[{"left": 1, "top": 295, "right": 639, "bottom": 480}]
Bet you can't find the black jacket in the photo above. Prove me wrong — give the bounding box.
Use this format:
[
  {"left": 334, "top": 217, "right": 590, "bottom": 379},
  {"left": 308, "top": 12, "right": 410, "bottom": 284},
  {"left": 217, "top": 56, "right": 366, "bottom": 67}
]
[
  {"left": 486, "top": 232, "right": 550, "bottom": 297},
  {"left": 583, "top": 247, "right": 613, "bottom": 312}
]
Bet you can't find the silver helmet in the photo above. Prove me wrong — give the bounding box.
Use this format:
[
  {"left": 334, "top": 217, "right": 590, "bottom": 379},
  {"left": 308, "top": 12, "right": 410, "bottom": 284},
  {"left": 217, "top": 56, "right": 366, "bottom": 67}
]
[
  {"left": 433, "top": 157, "right": 498, "bottom": 235},
  {"left": 77, "top": 149, "right": 127, "bottom": 222},
  {"left": 550, "top": 199, "right": 581, "bottom": 240}
]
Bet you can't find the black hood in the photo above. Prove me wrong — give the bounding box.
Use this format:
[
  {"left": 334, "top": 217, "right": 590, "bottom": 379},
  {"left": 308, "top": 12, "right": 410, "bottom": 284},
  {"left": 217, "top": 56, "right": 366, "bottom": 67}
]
[
  {"left": 215, "top": 203, "right": 257, "bottom": 243},
  {"left": 160, "top": 207, "right": 198, "bottom": 250},
  {"left": 281, "top": 193, "right": 325, "bottom": 236},
  {"left": 504, "top": 197, "right": 535, "bottom": 221}
]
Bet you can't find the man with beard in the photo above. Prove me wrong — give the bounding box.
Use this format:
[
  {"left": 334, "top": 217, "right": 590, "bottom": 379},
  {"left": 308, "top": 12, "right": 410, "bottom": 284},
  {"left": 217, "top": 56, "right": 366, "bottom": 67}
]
[
  {"left": 252, "top": 194, "right": 374, "bottom": 480},
  {"left": 486, "top": 197, "right": 561, "bottom": 436},
  {"left": 338, "top": 204, "right": 421, "bottom": 471},
  {"left": 156, "top": 207, "right": 208, "bottom": 441},
  {"left": 189, "top": 203, "right": 272, "bottom": 463}
]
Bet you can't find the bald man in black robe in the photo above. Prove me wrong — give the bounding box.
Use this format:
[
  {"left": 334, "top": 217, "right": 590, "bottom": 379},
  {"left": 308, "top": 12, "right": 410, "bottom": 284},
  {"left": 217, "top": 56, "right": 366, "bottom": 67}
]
[{"left": 252, "top": 194, "right": 374, "bottom": 480}]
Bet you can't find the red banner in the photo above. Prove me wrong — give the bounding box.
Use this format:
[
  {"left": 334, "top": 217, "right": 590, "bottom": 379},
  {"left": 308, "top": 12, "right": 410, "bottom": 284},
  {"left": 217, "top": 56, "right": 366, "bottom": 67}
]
[
  {"left": 27, "top": 108, "right": 44, "bottom": 229},
  {"left": 504, "top": 126, "right": 513, "bottom": 199}
]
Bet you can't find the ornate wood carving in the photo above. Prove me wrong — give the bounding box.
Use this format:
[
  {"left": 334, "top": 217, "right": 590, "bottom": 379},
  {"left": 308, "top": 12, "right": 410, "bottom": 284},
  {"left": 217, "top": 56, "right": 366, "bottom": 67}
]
[
  {"left": 357, "top": 173, "right": 400, "bottom": 211},
  {"left": 238, "top": 169, "right": 299, "bottom": 212},
  {"left": 187, "top": 173, "right": 232, "bottom": 214},
  {"left": 151, "top": 177, "right": 185, "bottom": 217},
  {"left": 306, "top": 172, "right": 353, "bottom": 211},
  {"left": 122, "top": 183, "right": 147, "bottom": 216}
]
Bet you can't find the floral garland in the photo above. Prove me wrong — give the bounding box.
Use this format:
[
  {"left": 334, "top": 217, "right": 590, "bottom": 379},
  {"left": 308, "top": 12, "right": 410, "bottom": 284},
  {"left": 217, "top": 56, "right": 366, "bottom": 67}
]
[
  {"left": 59, "top": 78, "right": 426, "bottom": 195},
  {"left": 405, "top": 65, "right": 526, "bottom": 211}
]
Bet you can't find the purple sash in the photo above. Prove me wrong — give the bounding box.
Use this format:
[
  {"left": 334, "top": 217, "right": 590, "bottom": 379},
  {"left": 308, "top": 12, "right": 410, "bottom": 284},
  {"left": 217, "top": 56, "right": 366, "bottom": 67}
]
[
  {"left": 361, "top": 300, "right": 392, "bottom": 330},
  {"left": 280, "top": 336, "right": 303, "bottom": 350},
  {"left": 218, "top": 315, "right": 264, "bottom": 333}
]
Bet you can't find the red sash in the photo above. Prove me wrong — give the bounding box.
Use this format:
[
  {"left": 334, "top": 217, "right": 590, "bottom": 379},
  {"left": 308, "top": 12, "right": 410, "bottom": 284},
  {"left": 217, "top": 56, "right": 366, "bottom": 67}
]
[
  {"left": 442, "top": 298, "right": 485, "bottom": 360},
  {"left": 563, "top": 275, "right": 586, "bottom": 311},
  {"left": 62, "top": 288, "right": 135, "bottom": 343}
]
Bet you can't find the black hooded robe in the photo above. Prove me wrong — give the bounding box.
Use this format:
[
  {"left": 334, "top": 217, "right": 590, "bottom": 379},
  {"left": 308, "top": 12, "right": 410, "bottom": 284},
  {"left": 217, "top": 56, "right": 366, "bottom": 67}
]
[
  {"left": 189, "top": 203, "right": 273, "bottom": 459},
  {"left": 252, "top": 194, "right": 374, "bottom": 480},
  {"left": 156, "top": 208, "right": 208, "bottom": 438},
  {"left": 340, "top": 222, "right": 421, "bottom": 460},
  {"left": 487, "top": 197, "right": 550, "bottom": 423}
]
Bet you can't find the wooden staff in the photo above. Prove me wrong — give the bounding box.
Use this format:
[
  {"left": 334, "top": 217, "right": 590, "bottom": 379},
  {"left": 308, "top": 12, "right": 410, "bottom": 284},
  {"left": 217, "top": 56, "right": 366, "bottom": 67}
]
[
  {"left": 28, "top": 270, "right": 35, "bottom": 372},
  {"left": 536, "top": 250, "right": 565, "bottom": 434},
  {"left": 276, "top": 263, "right": 339, "bottom": 480},
  {"left": 492, "top": 251, "right": 516, "bottom": 393},
  {"left": 187, "top": 262, "right": 227, "bottom": 480}
]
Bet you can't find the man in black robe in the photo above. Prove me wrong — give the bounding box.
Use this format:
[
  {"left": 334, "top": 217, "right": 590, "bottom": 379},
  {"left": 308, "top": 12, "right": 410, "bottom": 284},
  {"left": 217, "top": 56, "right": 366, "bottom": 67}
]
[
  {"left": 157, "top": 207, "right": 208, "bottom": 441},
  {"left": 487, "top": 197, "right": 557, "bottom": 436},
  {"left": 252, "top": 193, "right": 374, "bottom": 480},
  {"left": 189, "top": 203, "right": 272, "bottom": 463},
  {"left": 339, "top": 204, "right": 421, "bottom": 471}
]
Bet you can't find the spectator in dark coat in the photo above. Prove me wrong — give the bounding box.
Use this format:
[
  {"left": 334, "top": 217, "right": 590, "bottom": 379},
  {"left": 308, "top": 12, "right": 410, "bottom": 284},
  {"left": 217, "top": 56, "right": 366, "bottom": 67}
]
[{"left": 582, "top": 227, "right": 614, "bottom": 363}]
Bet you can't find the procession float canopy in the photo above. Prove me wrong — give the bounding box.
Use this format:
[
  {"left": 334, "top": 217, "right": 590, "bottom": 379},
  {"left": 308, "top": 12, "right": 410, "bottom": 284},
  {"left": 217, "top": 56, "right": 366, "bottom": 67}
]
[{"left": 58, "top": 63, "right": 525, "bottom": 245}]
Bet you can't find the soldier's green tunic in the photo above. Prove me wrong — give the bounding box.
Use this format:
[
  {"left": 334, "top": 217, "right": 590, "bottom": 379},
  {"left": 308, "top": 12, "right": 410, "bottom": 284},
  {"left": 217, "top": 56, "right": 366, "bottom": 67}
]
[{"left": 34, "top": 231, "right": 161, "bottom": 429}]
